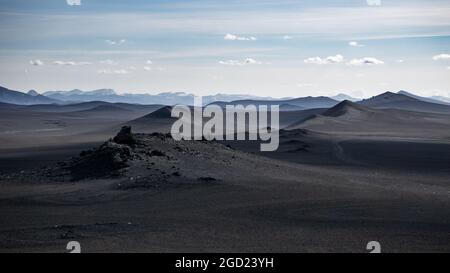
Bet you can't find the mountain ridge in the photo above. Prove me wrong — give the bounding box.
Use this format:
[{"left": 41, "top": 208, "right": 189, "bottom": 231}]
[
  {"left": 397, "top": 90, "right": 450, "bottom": 105},
  {"left": 357, "top": 91, "right": 450, "bottom": 114},
  {"left": 0, "top": 86, "right": 58, "bottom": 105}
]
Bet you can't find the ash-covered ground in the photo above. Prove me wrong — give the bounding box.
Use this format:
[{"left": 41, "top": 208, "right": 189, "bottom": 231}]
[{"left": 0, "top": 126, "right": 449, "bottom": 253}]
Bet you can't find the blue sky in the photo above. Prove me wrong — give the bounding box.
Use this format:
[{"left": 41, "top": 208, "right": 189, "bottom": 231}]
[{"left": 0, "top": 0, "right": 449, "bottom": 98}]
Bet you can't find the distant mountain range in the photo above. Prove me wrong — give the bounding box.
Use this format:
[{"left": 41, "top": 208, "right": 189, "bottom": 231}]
[
  {"left": 331, "top": 93, "right": 360, "bottom": 102},
  {"left": 397, "top": 91, "right": 450, "bottom": 105},
  {"left": 430, "top": 95, "right": 450, "bottom": 104},
  {"left": 0, "top": 86, "right": 58, "bottom": 105},
  {"left": 1, "top": 85, "right": 450, "bottom": 114},
  {"left": 208, "top": 96, "right": 339, "bottom": 109},
  {"left": 42, "top": 89, "right": 281, "bottom": 105},
  {"left": 359, "top": 92, "right": 450, "bottom": 114}
]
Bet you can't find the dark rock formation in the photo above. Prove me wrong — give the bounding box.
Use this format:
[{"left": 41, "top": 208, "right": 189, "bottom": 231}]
[
  {"left": 69, "top": 141, "right": 132, "bottom": 180},
  {"left": 113, "top": 126, "right": 136, "bottom": 146}
]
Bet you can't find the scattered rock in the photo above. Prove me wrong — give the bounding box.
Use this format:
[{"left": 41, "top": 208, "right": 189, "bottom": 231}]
[
  {"left": 115, "top": 175, "right": 168, "bottom": 190},
  {"left": 197, "top": 176, "right": 218, "bottom": 183}
]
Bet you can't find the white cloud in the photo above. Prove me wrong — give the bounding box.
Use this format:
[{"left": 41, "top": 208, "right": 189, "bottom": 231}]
[
  {"left": 396, "top": 59, "right": 405, "bottom": 63},
  {"left": 347, "top": 57, "right": 384, "bottom": 66},
  {"left": 146, "top": 60, "right": 153, "bottom": 65},
  {"left": 432, "top": 54, "right": 450, "bottom": 61},
  {"left": 97, "top": 69, "right": 131, "bottom": 75},
  {"left": 100, "top": 59, "right": 117, "bottom": 65},
  {"left": 366, "top": 0, "right": 381, "bottom": 6},
  {"left": 29, "top": 59, "right": 44, "bottom": 66},
  {"left": 244, "top": 58, "right": 261, "bottom": 65},
  {"left": 54, "top": 61, "right": 91, "bottom": 66},
  {"left": 224, "top": 33, "right": 257, "bottom": 41},
  {"left": 144, "top": 66, "right": 165, "bottom": 71},
  {"left": 304, "top": 54, "right": 344, "bottom": 65},
  {"left": 283, "top": 35, "right": 293, "bottom": 40},
  {"left": 66, "top": 0, "right": 81, "bottom": 6},
  {"left": 219, "top": 58, "right": 263, "bottom": 66},
  {"left": 349, "top": 41, "right": 365, "bottom": 47},
  {"left": 105, "top": 39, "right": 127, "bottom": 45},
  {"left": 219, "top": 60, "right": 242, "bottom": 66}
]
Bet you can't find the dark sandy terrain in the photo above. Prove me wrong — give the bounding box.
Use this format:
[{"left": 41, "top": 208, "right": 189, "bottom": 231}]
[{"left": 0, "top": 101, "right": 449, "bottom": 253}]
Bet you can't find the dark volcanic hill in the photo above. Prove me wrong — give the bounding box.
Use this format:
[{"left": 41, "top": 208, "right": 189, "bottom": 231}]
[
  {"left": 322, "top": 100, "right": 370, "bottom": 117},
  {"left": 142, "top": 106, "right": 173, "bottom": 119},
  {"left": 210, "top": 96, "right": 338, "bottom": 110},
  {"left": 0, "top": 86, "right": 58, "bottom": 105},
  {"left": 20, "top": 101, "right": 164, "bottom": 114},
  {"left": 125, "top": 106, "right": 175, "bottom": 133},
  {"left": 0, "top": 101, "right": 22, "bottom": 110},
  {"left": 288, "top": 100, "right": 450, "bottom": 138},
  {"left": 358, "top": 92, "right": 450, "bottom": 114},
  {"left": 70, "top": 105, "right": 133, "bottom": 115},
  {"left": 129, "top": 105, "right": 328, "bottom": 133}
]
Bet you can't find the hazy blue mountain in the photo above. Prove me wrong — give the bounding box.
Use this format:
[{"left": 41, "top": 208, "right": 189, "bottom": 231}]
[
  {"left": 430, "top": 95, "right": 450, "bottom": 104},
  {"left": 358, "top": 91, "right": 450, "bottom": 114},
  {"left": 209, "top": 96, "right": 339, "bottom": 109},
  {"left": 0, "top": 86, "right": 58, "bottom": 105},
  {"left": 331, "top": 93, "right": 359, "bottom": 102},
  {"left": 27, "top": 90, "right": 40, "bottom": 96},
  {"left": 42, "top": 89, "right": 279, "bottom": 105},
  {"left": 397, "top": 90, "right": 450, "bottom": 105},
  {"left": 43, "top": 89, "right": 117, "bottom": 102}
]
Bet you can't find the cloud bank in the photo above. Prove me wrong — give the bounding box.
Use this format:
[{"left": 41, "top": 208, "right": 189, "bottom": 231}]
[
  {"left": 347, "top": 57, "right": 384, "bottom": 66},
  {"left": 349, "top": 41, "right": 365, "bottom": 47},
  {"left": 433, "top": 54, "right": 450, "bottom": 61},
  {"left": 224, "top": 34, "right": 257, "bottom": 41},
  {"left": 105, "top": 39, "right": 127, "bottom": 45},
  {"left": 304, "top": 55, "right": 344, "bottom": 65},
  {"left": 54, "top": 61, "right": 91, "bottom": 66},
  {"left": 219, "top": 58, "right": 262, "bottom": 66},
  {"left": 29, "top": 60, "right": 44, "bottom": 66}
]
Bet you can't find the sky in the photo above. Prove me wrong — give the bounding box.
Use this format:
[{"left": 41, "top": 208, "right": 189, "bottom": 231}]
[{"left": 0, "top": 0, "right": 449, "bottom": 98}]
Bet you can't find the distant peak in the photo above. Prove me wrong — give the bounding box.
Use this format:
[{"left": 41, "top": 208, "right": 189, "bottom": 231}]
[
  {"left": 322, "top": 100, "right": 368, "bottom": 117},
  {"left": 373, "top": 91, "right": 420, "bottom": 102},
  {"left": 331, "top": 93, "right": 359, "bottom": 102},
  {"left": 145, "top": 106, "right": 174, "bottom": 119},
  {"left": 363, "top": 91, "right": 406, "bottom": 101},
  {"left": 379, "top": 91, "right": 396, "bottom": 96},
  {"left": 27, "top": 90, "right": 39, "bottom": 96},
  {"left": 335, "top": 100, "right": 359, "bottom": 108},
  {"left": 85, "top": 89, "right": 117, "bottom": 95}
]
